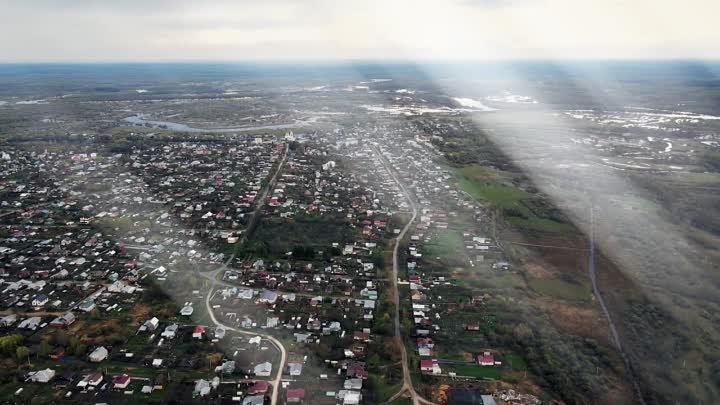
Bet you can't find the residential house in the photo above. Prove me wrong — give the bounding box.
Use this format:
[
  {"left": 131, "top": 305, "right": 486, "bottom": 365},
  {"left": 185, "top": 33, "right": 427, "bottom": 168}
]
[
  {"left": 287, "top": 388, "right": 306, "bottom": 403},
  {"left": 420, "top": 359, "right": 441, "bottom": 375},
  {"left": 192, "top": 326, "right": 205, "bottom": 339},
  {"left": 477, "top": 352, "right": 495, "bottom": 366},
  {"left": 161, "top": 324, "right": 178, "bottom": 339},
  {"left": 138, "top": 317, "right": 159, "bottom": 332},
  {"left": 248, "top": 381, "right": 269, "bottom": 395},
  {"left": 254, "top": 361, "right": 272, "bottom": 377},
  {"left": 18, "top": 317, "right": 41, "bottom": 330},
  {"left": 32, "top": 294, "right": 49, "bottom": 307},
  {"left": 88, "top": 346, "right": 108, "bottom": 362},
  {"left": 288, "top": 362, "right": 303, "bottom": 376},
  {"left": 242, "top": 395, "right": 265, "bottom": 405},
  {"left": 0, "top": 314, "right": 18, "bottom": 327},
  {"left": 194, "top": 379, "right": 211, "bottom": 397},
  {"left": 78, "top": 299, "right": 96, "bottom": 312},
  {"left": 77, "top": 372, "right": 103, "bottom": 388},
  {"left": 112, "top": 374, "right": 131, "bottom": 389},
  {"left": 50, "top": 312, "right": 76, "bottom": 328},
  {"left": 30, "top": 368, "right": 55, "bottom": 383}
]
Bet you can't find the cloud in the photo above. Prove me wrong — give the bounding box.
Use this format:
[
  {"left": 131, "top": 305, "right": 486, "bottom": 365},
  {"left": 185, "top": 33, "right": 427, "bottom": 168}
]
[{"left": 0, "top": 0, "right": 718, "bottom": 61}]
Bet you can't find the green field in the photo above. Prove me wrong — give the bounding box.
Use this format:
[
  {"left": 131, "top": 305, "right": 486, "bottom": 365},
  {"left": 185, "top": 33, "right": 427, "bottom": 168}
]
[
  {"left": 457, "top": 177, "right": 529, "bottom": 209},
  {"left": 503, "top": 353, "right": 528, "bottom": 371},
  {"left": 507, "top": 216, "right": 572, "bottom": 233},
  {"left": 449, "top": 364, "right": 502, "bottom": 379},
  {"left": 529, "top": 278, "right": 591, "bottom": 301},
  {"left": 455, "top": 165, "right": 528, "bottom": 208},
  {"left": 426, "top": 229, "right": 465, "bottom": 260}
]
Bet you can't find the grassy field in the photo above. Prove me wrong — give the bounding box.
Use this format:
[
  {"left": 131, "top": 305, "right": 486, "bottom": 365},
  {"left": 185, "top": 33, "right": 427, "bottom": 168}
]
[
  {"left": 528, "top": 278, "right": 591, "bottom": 302},
  {"left": 503, "top": 353, "right": 528, "bottom": 371},
  {"left": 449, "top": 364, "right": 502, "bottom": 379},
  {"left": 455, "top": 165, "right": 569, "bottom": 233},
  {"left": 426, "top": 229, "right": 466, "bottom": 265},
  {"left": 508, "top": 216, "right": 572, "bottom": 233},
  {"left": 456, "top": 177, "right": 528, "bottom": 209}
]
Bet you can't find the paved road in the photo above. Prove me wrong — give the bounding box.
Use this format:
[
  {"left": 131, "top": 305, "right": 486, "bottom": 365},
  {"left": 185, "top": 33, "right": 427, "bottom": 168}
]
[
  {"left": 200, "top": 143, "right": 290, "bottom": 405},
  {"left": 205, "top": 286, "right": 287, "bottom": 405},
  {"left": 238, "top": 143, "right": 289, "bottom": 246},
  {"left": 372, "top": 145, "right": 436, "bottom": 405}
]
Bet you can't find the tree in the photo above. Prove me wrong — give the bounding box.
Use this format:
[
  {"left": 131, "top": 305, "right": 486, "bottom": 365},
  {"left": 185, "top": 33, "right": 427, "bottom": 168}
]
[
  {"left": 0, "top": 334, "right": 23, "bottom": 356},
  {"left": 37, "top": 340, "right": 51, "bottom": 358},
  {"left": 367, "top": 354, "right": 382, "bottom": 370},
  {"left": 16, "top": 346, "right": 29, "bottom": 363},
  {"left": 67, "top": 336, "right": 81, "bottom": 355},
  {"left": 513, "top": 323, "right": 534, "bottom": 345},
  {"left": 75, "top": 344, "right": 87, "bottom": 357},
  {"left": 89, "top": 308, "right": 101, "bottom": 320},
  {"left": 52, "top": 329, "right": 69, "bottom": 347}
]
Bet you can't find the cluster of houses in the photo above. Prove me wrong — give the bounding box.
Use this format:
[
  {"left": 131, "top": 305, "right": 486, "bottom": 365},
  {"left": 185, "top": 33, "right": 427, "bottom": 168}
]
[
  {"left": 1, "top": 110, "right": 518, "bottom": 404},
  {"left": 335, "top": 127, "right": 509, "bottom": 383}
]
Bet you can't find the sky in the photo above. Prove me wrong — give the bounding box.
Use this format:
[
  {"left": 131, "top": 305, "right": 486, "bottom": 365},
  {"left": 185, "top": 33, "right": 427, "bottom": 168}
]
[{"left": 1, "top": 0, "right": 719, "bottom": 62}]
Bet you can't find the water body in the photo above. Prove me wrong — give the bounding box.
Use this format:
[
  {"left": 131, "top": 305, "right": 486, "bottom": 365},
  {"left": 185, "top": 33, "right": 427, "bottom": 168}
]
[{"left": 124, "top": 114, "right": 320, "bottom": 133}]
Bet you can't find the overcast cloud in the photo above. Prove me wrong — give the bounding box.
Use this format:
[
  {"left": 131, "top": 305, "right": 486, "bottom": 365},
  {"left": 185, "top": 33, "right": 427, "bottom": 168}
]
[{"left": 1, "top": 0, "right": 719, "bottom": 62}]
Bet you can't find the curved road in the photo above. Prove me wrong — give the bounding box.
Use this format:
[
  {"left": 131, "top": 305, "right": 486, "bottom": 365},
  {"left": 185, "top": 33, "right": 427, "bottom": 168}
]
[
  {"left": 372, "top": 145, "right": 436, "bottom": 405},
  {"left": 200, "top": 143, "right": 290, "bottom": 405},
  {"left": 205, "top": 286, "right": 287, "bottom": 405}
]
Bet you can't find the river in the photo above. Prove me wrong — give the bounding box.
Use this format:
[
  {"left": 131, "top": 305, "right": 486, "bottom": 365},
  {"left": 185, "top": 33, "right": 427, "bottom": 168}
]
[{"left": 124, "top": 114, "right": 320, "bottom": 133}]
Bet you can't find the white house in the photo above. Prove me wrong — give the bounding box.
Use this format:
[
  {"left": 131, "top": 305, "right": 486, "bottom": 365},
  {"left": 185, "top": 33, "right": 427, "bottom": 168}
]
[
  {"left": 31, "top": 294, "right": 49, "bottom": 307},
  {"left": 30, "top": 368, "right": 55, "bottom": 383},
  {"left": 254, "top": 361, "right": 272, "bottom": 377},
  {"left": 89, "top": 346, "right": 108, "bottom": 362}
]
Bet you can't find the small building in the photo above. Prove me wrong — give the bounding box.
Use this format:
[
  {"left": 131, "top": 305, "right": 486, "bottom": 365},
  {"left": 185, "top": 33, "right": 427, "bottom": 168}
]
[
  {"left": 139, "top": 317, "right": 159, "bottom": 332},
  {"left": 161, "top": 323, "right": 178, "bottom": 339},
  {"left": 32, "top": 294, "right": 49, "bottom": 307},
  {"left": 477, "top": 353, "right": 495, "bottom": 366},
  {"left": 257, "top": 290, "right": 278, "bottom": 304},
  {"left": 288, "top": 362, "right": 303, "bottom": 376},
  {"left": 78, "top": 299, "right": 96, "bottom": 312},
  {"left": 344, "top": 378, "right": 363, "bottom": 390},
  {"left": 287, "top": 388, "right": 306, "bottom": 403},
  {"left": 30, "top": 368, "right": 56, "bottom": 383},
  {"left": 77, "top": 372, "right": 103, "bottom": 388},
  {"left": 50, "top": 312, "right": 76, "bottom": 328},
  {"left": 248, "top": 381, "right": 269, "bottom": 395},
  {"left": 492, "top": 262, "right": 511, "bottom": 271},
  {"left": 215, "top": 360, "right": 235, "bottom": 375},
  {"left": 420, "top": 359, "right": 441, "bottom": 375},
  {"left": 0, "top": 314, "right": 18, "bottom": 327},
  {"left": 153, "top": 374, "right": 167, "bottom": 390},
  {"left": 192, "top": 326, "right": 205, "bottom": 339},
  {"left": 89, "top": 346, "right": 109, "bottom": 363},
  {"left": 18, "top": 317, "right": 42, "bottom": 330},
  {"left": 254, "top": 361, "right": 272, "bottom": 377},
  {"left": 194, "top": 379, "right": 211, "bottom": 397},
  {"left": 450, "top": 389, "right": 497, "bottom": 405},
  {"left": 242, "top": 395, "right": 265, "bottom": 405},
  {"left": 112, "top": 374, "right": 131, "bottom": 389}
]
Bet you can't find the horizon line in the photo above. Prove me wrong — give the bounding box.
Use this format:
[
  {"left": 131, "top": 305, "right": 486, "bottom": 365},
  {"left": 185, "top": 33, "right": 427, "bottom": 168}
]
[{"left": 1, "top": 58, "right": 720, "bottom": 65}]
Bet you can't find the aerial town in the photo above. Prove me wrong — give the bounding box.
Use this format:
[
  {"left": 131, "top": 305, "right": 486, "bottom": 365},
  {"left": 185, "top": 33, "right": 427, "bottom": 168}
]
[
  {"left": 1, "top": 65, "right": 719, "bottom": 405},
  {"left": 0, "top": 106, "right": 541, "bottom": 405}
]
